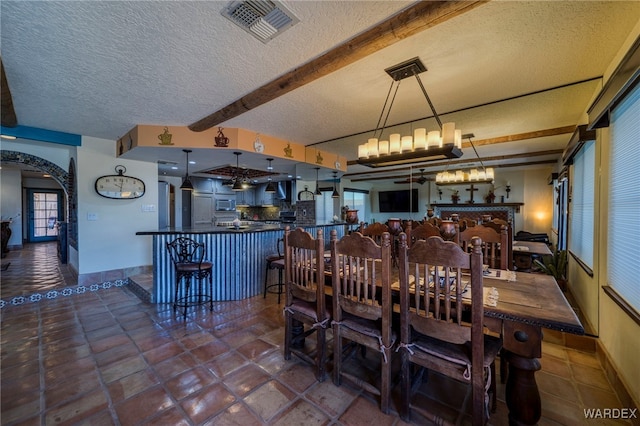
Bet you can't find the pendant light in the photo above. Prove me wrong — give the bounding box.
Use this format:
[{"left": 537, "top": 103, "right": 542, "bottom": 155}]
[
  {"left": 232, "top": 152, "right": 244, "bottom": 191},
  {"left": 331, "top": 171, "right": 340, "bottom": 198},
  {"left": 180, "top": 149, "right": 194, "bottom": 191},
  {"left": 265, "top": 158, "right": 276, "bottom": 193},
  {"left": 314, "top": 167, "right": 322, "bottom": 195}
]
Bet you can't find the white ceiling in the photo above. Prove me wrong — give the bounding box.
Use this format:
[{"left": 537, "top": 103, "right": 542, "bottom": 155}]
[{"left": 1, "top": 1, "right": 639, "bottom": 183}]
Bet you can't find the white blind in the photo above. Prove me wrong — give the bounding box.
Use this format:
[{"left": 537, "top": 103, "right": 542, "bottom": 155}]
[
  {"left": 570, "top": 139, "right": 595, "bottom": 269},
  {"left": 608, "top": 83, "right": 640, "bottom": 311}
]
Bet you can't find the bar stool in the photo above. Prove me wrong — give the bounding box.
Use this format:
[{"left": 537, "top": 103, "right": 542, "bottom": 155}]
[
  {"left": 166, "top": 237, "right": 213, "bottom": 318},
  {"left": 264, "top": 237, "right": 285, "bottom": 303}
]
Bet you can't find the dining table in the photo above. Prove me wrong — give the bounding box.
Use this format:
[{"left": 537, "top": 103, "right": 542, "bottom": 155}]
[
  {"left": 321, "top": 257, "right": 583, "bottom": 425},
  {"left": 512, "top": 240, "right": 553, "bottom": 271}
]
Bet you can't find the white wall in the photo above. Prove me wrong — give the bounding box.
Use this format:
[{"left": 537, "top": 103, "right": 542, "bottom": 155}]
[
  {"left": 76, "top": 137, "right": 158, "bottom": 274},
  {"left": 0, "top": 167, "right": 23, "bottom": 247}
]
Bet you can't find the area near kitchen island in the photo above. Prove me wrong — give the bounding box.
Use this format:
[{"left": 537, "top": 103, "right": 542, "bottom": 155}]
[{"left": 136, "top": 223, "right": 346, "bottom": 303}]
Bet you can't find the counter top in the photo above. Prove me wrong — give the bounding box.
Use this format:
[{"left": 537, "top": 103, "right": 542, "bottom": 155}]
[{"left": 136, "top": 222, "right": 347, "bottom": 236}]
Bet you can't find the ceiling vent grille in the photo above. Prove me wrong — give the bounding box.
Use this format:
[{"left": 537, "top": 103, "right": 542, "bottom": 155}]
[{"left": 222, "top": 0, "right": 299, "bottom": 43}]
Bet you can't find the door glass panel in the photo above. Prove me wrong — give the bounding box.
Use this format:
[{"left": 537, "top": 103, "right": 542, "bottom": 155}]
[{"left": 32, "top": 192, "right": 59, "bottom": 238}]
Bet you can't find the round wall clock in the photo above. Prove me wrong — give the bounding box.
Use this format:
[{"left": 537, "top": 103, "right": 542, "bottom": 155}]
[{"left": 95, "top": 165, "right": 145, "bottom": 199}]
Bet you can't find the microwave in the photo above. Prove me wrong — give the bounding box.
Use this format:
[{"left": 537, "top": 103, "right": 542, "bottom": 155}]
[{"left": 215, "top": 199, "right": 236, "bottom": 211}]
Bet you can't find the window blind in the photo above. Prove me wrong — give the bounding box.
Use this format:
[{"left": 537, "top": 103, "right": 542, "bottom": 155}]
[
  {"left": 608, "top": 82, "right": 640, "bottom": 312},
  {"left": 569, "top": 139, "right": 595, "bottom": 269}
]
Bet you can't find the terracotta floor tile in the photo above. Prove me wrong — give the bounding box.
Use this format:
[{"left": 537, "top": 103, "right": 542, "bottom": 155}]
[
  {"left": 44, "top": 388, "right": 109, "bottom": 426},
  {"left": 224, "top": 364, "right": 271, "bottom": 397},
  {"left": 94, "top": 341, "right": 140, "bottom": 367},
  {"left": 180, "top": 383, "right": 236, "bottom": 424},
  {"left": 113, "top": 385, "right": 175, "bottom": 424},
  {"left": 540, "top": 354, "right": 572, "bottom": 379},
  {"left": 276, "top": 361, "right": 319, "bottom": 393},
  {"left": 577, "top": 383, "right": 624, "bottom": 409},
  {"left": 305, "top": 379, "right": 359, "bottom": 418},
  {"left": 107, "top": 368, "right": 159, "bottom": 402},
  {"left": 0, "top": 243, "right": 631, "bottom": 426},
  {"left": 146, "top": 406, "right": 192, "bottom": 425},
  {"left": 44, "top": 369, "right": 102, "bottom": 408},
  {"left": 153, "top": 352, "right": 199, "bottom": 381},
  {"left": 1, "top": 372, "right": 40, "bottom": 395},
  {"left": 88, "top": 332, "right": 132, "bottom": 354},
  {"left": 536, "top": 370, "right": 580, "bottom": 403},
  {"left": 44, "top": 356, "right": 97, "bottom": 386},
  {"left": 99, "top": 354, "right": 147, "bottom": 383},
  {"left": 205, "top": 350, "right": 248, "bottom": 378},
  {"left": 165, "top": 366, "right": 217, "bottom": 401},
  {"left": 570, "top": 362, "right": 613, "bottom": 390},
  {"left": 190, "top": 339, "right": 230, "bottom": 363},
  {"left": 143, "top": 341, "right": 186, "bottom": 364},
  {"left": 566, "top": 348, "right": 602, "bottom": 369},
  {"left": 243, "top": 380, "right": 297, "bottom": 422},
  {"left": 271, "top": 398, "right": 330, "bottom": 425},
  {"left": 339, "top": 396, "right": 397, "bottom": 426},
  {"left": 205, "top": 402, "right": 264, "bottom": 426}
]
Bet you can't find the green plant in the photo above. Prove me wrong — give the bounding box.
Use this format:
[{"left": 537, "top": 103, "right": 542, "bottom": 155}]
[{"left": 534, "top": 249, "right": 567, "bottom": 280}]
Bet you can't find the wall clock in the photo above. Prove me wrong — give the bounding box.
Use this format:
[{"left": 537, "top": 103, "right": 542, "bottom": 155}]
[
  {"left": 95, "top": 165, "right": 145, "bottom": 199},
  {"left": 298, "top": 186, "right": 315, "bottom": 201}
]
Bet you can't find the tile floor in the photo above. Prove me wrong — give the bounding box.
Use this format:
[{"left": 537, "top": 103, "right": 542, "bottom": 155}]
[{"left": 1, "top": 243, "right": 633, "bottom": 425}]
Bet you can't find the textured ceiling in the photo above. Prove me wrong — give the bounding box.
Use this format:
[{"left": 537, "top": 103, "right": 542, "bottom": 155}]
[{"left": 1, "top": 1, "right": 639, "bottom": 182}]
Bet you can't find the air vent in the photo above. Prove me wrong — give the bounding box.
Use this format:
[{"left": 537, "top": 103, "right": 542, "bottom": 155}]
[
  {"left": 157, "top": 160, "right": 178, "bottom": 165},
  {"left": 222, "top": 0, "right": 299, "bottom": 43}
]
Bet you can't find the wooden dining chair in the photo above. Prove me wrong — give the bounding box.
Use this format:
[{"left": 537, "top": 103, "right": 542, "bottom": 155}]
[
  {"left": 283, "top": 226, "right": 330, "bottom": 381},
  {"left": 459, "top": 224, "right": 509, "bottom": 270},
  {"left": 397, "top": 234, "right": 502, "bottom": 425},
  {"left": 483, "top": 219, "right": 514, "bottom": 270},
  {"left": 408, "top": 222, "right": 441, "bottom": 246},
  {"left": 361, "top": 221, "right": 390, "bottom": 244},
  {"left": 330, "top": 230, "right": 395, "bottom": 414}
]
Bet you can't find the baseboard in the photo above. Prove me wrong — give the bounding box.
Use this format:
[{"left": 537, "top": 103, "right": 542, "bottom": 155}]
[{"left": 595, "top": 339, "right": 639, "bottom": 415}]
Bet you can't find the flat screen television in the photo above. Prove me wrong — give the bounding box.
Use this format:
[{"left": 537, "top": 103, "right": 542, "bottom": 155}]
[{"left": 378, "top": 189, "right": 419, "bottom": 213}]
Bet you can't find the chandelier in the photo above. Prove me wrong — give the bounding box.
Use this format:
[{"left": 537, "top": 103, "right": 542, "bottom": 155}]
[
  {"left": 435, "top": 134, "right": 494, "bottom": 185},
  {"left": 356, "top": 58, "right": 463, "bottom": 168}
]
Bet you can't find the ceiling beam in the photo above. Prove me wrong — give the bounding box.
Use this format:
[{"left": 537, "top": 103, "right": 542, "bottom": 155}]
[
  {"left": 1, "top": 58, "right": 18, "bottom": 127},
  {"left": 188, "top": 0, "right": 489, "bottom": 132},
  {"left": 464, "top": 125, "right": 576, "bottom": 147}
]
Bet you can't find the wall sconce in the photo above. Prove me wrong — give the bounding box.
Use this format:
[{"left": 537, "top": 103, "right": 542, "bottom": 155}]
[{"left": 506, "top": 182, "right": 511, "bottom": 199}]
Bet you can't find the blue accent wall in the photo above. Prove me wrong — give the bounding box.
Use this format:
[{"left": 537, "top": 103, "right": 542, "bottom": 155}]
[{"left": 0, "top": 125, "right": 81, "bottom": 146}]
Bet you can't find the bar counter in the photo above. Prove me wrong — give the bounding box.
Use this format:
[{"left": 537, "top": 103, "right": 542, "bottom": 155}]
[{"left": 136, "top": 223, "right": 346, "bottom": 303}]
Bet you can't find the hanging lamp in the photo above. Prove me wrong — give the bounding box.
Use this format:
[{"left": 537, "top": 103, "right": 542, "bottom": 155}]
[
  {"left": 180, "top": 149, "right": 194, "bottom": 190},
  {"left": 232, "top": 152, "right": 244, "bottom": 191},
  {"left": 314, "top": 167, "right": 322, "bottom": 195},
  {"left": 265, "top": 158, "right": 276, "bottom": 193},
  {"left": 331, "top": 171, "right": 340, "bottom": 198},
  {"left": 356, "top": 57, "right": 463, "bottom": 168}
]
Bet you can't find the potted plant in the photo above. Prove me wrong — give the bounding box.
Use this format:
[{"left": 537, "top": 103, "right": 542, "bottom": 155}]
[
  {"left": 450, "top": 190, "right": 460, "bottom": 204},
  {"left": 485, "top": 190, "right": 496, "bottom": 203},
  {"left": 534, "top": 249, "right": 567, "bottom": 290}
]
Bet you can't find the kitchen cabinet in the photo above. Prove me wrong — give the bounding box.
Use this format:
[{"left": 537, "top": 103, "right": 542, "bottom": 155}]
[
  {"left": 253, "top": 184, "right": 275, "bottom": 206},
  {"left": 192, "top": 193, "right": 213, "bottom": 226},
  {"left": 237, "top": 188, "right": 254, "bottom": 207},
  {"left": 213, "top": 179, "right": 235, "bottom": 196},
  {"left": 192, "top": 177, "right": 213, "bottom": 193}
]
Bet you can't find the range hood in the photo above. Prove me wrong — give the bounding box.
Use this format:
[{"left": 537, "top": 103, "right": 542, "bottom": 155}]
[{"left": 276, "top": 181, "right": 293, "bottom": 201}]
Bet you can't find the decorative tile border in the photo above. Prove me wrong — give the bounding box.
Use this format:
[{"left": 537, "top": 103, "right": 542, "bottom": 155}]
[{"left": 0, "top": 279, "right": 128, "bottom": 309}]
